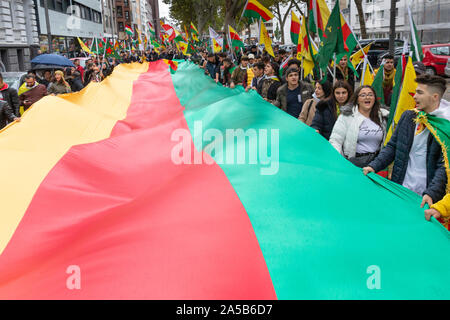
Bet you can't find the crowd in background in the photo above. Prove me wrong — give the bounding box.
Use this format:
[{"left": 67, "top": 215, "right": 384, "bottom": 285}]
[{"left": 0, "top": 44, "right": 448, "bottom": 227}]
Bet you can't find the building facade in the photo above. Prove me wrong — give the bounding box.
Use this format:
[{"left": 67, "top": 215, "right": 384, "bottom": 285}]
[
  {"left": 35, "top": 0, "right": 104, "bottom": 56},
  {"left": 0, "top": 0, "right": 40, "bottom": 71},
  {"left": 349, "top": 0, "right": 450, "bottom": 44}
]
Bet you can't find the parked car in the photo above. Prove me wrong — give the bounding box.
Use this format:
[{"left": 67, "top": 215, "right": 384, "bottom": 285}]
[
  {"left": 377, "top": 47, "right": 403, "bottom": 67},
  {"left": 356, "top": 38, "right": 404, "bottom": 68},
  {"left": 445, "top": 58, "right": 450, "bottom": 77},
  {"left": 422, "top": 43, "right": 450, "bottom": 76},
  {"left": 1, "top": 72, "right": 27, "bottom": 91}
]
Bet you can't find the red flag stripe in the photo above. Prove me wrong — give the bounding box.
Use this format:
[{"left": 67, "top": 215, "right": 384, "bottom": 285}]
[{"left": 0, "top": 61, "right": 276, "bottom": 299}]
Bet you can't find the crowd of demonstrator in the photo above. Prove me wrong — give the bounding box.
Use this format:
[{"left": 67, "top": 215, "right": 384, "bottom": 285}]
[{"left": 0, "top": 45, "right": 448, "bottom": 227}]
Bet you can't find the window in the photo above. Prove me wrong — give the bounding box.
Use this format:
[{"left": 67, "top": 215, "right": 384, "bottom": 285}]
[
  {"left": 378, "top": 10, "right": 384, "bottom": 19},
  {"left": 395, "top": 8, "right": 398, "bottom": 17},
  {"left": 431, "top": 46, "right": 450, "bottom": 56},
  {"left": 366, "top": 0, "right": 373, "bottom": 3},
  {"left": 365, "top": 12, "right": 372, "bottom": 20},
  {"left": 55, "top": 0, "right": 63, "bottom": 12},
  {"left": 124, "top": 0, "right": 129, "bottom": 7},
  {"left": 119, "top": 22, "right": 124, "bottom": 32},
  {"left": 84, "top": 7, "right": 91, "bottom": 21},
  {"left": 117, "top": 6, "right": 123, "bottom": 17},
  {"left": 125, "top": 11, "right": 129, "bottom": 20}
]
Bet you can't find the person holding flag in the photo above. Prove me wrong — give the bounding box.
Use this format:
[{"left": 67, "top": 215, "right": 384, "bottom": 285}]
[
  {"left": 273, "top": 68, "right": 314, "bottom": 119},
  {"left": 329, "top": 85, "right": 389, "bottom": 168},
  {"left": 333, "top": 55, "right": 355, "bottom": 90},
  {"left": 374, "top": 54, "right": 396, "bottom": 107},
  {"left": 230, "top": 55, "right": 250, "bottom": 89},
  {"left": 364, "top": 75, "right": 449, "bottom": 207}
]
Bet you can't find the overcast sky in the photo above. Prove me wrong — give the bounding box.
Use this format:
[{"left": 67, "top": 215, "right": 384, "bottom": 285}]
[
  {"left": 157, "top": 0, "right": 303, "bottom": 44},
  {"left": 159, "top": 0, "right": 170, "bottom": 20}
]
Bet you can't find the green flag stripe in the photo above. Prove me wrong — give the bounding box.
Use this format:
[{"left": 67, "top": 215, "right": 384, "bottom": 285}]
[{"left": 172, "top": 61, "right": 450, "bottom": 299}]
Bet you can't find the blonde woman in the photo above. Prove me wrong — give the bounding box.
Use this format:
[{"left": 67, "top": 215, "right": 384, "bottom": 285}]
[{"left": 47, "top": 70, "right": 72, "bottom": 95}]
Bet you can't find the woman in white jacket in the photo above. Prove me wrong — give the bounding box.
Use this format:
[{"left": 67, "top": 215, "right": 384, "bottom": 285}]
[{"left": 329, "top": 85, "right": 389, "bottom": 168}]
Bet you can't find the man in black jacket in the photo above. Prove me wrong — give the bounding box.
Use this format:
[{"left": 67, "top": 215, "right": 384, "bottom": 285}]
[
  {"left": 0, "top": 72, "right": 20, "bottom": 116},
  {"left": 363, "top": 75, "right": 449, "bottom": 206},
  {"left": 0, "top": 100, "right": 20, "bottom": 129}
]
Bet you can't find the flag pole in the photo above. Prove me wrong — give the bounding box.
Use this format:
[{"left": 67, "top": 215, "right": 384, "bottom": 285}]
[
  {"left": 360, "top": 56, "right": 368, "bottom": 86},
  {"left": 333, "top": 53, "right": 337, "bottom": 83},
  {"left": 340, "top": 10, "right": 375, "bottom": 75},
  {"left": 237, "top": 0, "right": 250, "bottom": 28},
  {"left": 408, "top": 6, "right": 421, "bottom": 62}
]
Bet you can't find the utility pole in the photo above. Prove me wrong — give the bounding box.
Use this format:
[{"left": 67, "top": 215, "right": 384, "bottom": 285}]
[
  {"left": 388, "top": 0, "right": 396, "bottom": 55},
  {"left": 43, "top": 0, "right": 52, "bottom": 53}
]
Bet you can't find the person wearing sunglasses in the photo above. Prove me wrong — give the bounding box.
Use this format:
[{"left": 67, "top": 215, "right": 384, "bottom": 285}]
[{"left": 329, "top": 85, "right": 389, "bottom": 168}]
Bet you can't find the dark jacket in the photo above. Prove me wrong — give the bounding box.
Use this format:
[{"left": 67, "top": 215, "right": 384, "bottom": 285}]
[
  {"left": 0, "top": 100, "right": 16, "bottom": 129},
  {"left": 334, "top": 66, "right": 355, "bottom": 90},
  {"left": 273, "top": 81, "right": 314, "bottom": 112},
  {"left": 67, "top": 71, "right": 84, "bottom": 92},
  {"left": 311, "top": 98, "right": 339, "bottom": 140},
  {"left": 0, "top": 83, "right": 20, "bottom": 116},
  {"left": 368, "top": 110, "right": 447, "bottom": 202},
  {"left": 18, "top": 83, "right": 48, "bottom": 111},
  {"left": 260, "top": 77, "right": 281, "bottom": 103},
  {"left": 205, "top": 61, "right": 220, "bottom": 80}
]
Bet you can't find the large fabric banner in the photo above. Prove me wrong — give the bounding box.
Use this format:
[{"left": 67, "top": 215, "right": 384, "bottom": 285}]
[{"left": 0, "top": 60, "right": 448, "bottom": 299}]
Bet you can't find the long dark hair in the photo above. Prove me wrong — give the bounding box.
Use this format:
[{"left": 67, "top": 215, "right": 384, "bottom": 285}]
[
  {"left": 316, "top": 79, "right": 332, "bottom": 99},
  {"left": 351, "top": 85, "right": 382, "bottom": 126}
]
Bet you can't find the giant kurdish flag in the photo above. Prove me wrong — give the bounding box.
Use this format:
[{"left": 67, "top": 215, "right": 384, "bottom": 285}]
[{"left": 0, "top": 61, "right": 449, "bottom": 299}]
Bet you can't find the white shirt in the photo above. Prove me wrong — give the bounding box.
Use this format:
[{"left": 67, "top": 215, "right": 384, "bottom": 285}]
[
  {"left": 402, "top": 99, "right": 450, "bottom": 195},
  {"left": 356, "top": 118, "right": 384, "bottom": 154}
]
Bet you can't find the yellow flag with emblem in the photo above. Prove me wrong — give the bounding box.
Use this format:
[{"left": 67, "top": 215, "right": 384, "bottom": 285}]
[
  {"left": 77, "top": 37, "right": 93, "bottom": 55},
  {"left": 384, "top": 57, "right": 417, "bottom": 145},
  {"left": 351, "top": 42, "right": 373, "bottom": 68},
  {"left": 259, "top": 20, "right": 274, "bottom": 58}
]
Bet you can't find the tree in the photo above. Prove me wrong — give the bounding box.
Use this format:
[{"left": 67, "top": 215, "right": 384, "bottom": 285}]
[
  {"left": 354, "top": 0, "right": 367, "bottom": 39},
  {"left": 271, "top": 0, "right": 295, "bottom": 44},
  {"left": 162, "top": 0, "right": 221, "bottom": 35},
  {"left": 274, "top": 23, "right": 281, "bottom": 42}
]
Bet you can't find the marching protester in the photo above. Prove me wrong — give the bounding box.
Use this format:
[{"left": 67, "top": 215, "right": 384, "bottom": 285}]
[
  {"left": 260, "top": 61, "right": 281, "bottom": 104},
  {"left": 18, "top": 74, "right": 48, "bottom": 113},
  {"left": 65, "top": 68, "right": 84, "bottom": 92},
  {"left": 311, "top": 80, "right": 353, "bottom": 140},
  {"left": 273, "top": 68, "right": 314, "bottom": 119},
  {"left": 47, "top": 70, "right": 72, "bottom": 95},
  {"left": 334, "top": 55, "right": 355, "bottom": 90},
  {"left": 329, "top": 85, "right": 389, "bottom": 168},
  {"left": 0, "top": 100, "right": 20, "bottom": 129},
  {"left": 205, "top": 53, "right": 220, "bottom": 83},
  {"left": 0, "top": 72, "right": 20, "bottom": 117},
  {"left": 374, "top": 54, "right": 396, "bottom": 107},
  {"left": 299, "top": 79, "right": 332, "bottom": 126},
  {"left": 73, "top": 58, "right": 85, "bottom": 83},
  {"left": 230, "top": 55, "right": 249, "bottom": 89},
  {"left": 221, "top": 58, "right": 236, "bottom": 87},
  {"left": 246, "top": 62, "right": 265, "bottom": 93},
  {"left": 363, "top": 75, "right": 449, "bottom": 206}
]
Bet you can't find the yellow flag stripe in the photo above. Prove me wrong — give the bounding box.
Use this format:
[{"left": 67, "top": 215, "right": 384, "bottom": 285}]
[{"left": 0, "top": 63, "right": 149, "bottom": 254}]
